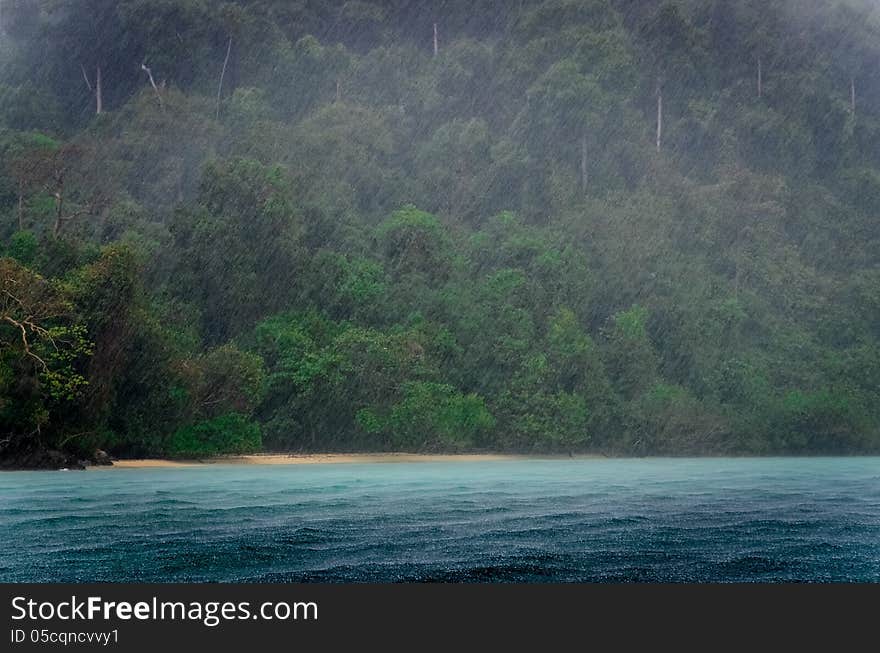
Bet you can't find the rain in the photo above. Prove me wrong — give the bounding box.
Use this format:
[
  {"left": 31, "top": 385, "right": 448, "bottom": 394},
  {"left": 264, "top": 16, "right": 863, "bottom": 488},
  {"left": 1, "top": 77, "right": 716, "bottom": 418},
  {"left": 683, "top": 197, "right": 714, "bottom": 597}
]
[{"left": 0, "top": 0, "right": 879, "bottom": 584}]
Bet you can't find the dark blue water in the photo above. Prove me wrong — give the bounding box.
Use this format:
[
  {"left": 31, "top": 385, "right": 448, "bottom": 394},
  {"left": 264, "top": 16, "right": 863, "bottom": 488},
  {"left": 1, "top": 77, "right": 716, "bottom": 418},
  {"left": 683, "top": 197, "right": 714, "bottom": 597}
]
[{"left": 2, "top": 458, "right": 879, "bottom": 582}]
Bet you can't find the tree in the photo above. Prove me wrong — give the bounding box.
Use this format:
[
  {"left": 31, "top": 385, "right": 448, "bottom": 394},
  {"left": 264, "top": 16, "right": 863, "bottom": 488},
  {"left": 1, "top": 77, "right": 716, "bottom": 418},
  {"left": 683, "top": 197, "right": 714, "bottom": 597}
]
[
  {"left": 376, "top": 205, "right": 452, "bottom": 282},
  {"left": 45, "top": 142, "right": 107, "bottom": 238},
  {"left": 3, "top": 137, "right": 107, "bottom": 238},
  {"left": 166, "top": 412, "right": 261, "bottom": 458},
  {"left": 494, "top": 353, "right": 593, "bottom": 451},
  {"left": 603, "top": 305, "right": 658, "bottom": 401},
  {"left": 637, "top": 1, "right": 706, "bottom": 152},
  {"left": 169, "top": 158, "right": 303, "bottom": 344},
  {"left": 0, "top": 257, "right": 91, "bottom": 451},
  {"left": 289, "top": 103, "right": 401, "bottom": 217},
  {"left": 525, "top": 59, "right": 611, "bottom": 193},
  {"left": 66, "top": 245, "right": 140, "bottom": 427},
  {"left": 182, "top": 344, "right": 265, "bottom": 421},
  {"left": 4, "top": 132, "right": 61, "bottom": 231},
  {"left": 361, "top": 381, "right": 494, "bottom": 450},
  {"left": 42, "top": 0, "right": 126, "bottom": 115},
  {"left": 415, "top": 118, "right": 491, "bottom": 220}
]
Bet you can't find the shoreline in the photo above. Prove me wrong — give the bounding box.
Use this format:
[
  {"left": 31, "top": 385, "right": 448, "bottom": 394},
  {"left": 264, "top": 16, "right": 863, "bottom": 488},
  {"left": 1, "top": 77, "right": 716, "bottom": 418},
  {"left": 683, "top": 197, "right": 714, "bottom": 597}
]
[
  {"left": 104, "top": 452, "right": 605, "bottom": 468},
  {"left": 4, "top": 451, "right": 876, "bottom": 471}
]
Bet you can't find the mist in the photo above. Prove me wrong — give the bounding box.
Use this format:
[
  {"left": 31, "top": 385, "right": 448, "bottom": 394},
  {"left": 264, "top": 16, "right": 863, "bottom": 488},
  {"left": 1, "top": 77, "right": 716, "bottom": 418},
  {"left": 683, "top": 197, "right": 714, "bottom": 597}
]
[{"left": 1, "top": 0, "right": 879, "bottom": 469}]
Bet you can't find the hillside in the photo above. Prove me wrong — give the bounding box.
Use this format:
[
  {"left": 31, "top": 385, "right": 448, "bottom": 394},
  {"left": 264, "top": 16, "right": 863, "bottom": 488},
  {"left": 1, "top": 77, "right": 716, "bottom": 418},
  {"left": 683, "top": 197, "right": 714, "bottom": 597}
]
[{"left": 1, "top": 0, "right": 879, "bottom": 465}]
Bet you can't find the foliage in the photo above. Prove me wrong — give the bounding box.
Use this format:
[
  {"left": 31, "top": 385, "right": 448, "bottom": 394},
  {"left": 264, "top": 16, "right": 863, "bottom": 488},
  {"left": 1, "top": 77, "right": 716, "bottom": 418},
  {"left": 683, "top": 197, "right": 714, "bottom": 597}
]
[
  {"left": 0, "top": 256, "right": 91, "bottom": 451},
  {"left": 2, "top": 0, "right": 880, "bottom": 460},
  {"left": 166, "top": 413, "right": 262, "bottom": 458},
  {"left": 373, "top": 381, "right": 494, "bottom": 450}
]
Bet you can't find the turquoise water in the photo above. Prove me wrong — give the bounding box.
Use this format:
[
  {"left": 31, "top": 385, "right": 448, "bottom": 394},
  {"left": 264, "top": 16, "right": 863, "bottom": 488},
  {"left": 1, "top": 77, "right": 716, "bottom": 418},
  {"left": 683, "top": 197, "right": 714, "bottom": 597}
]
[{"left": 1, "top": 458, "right": 879, "bottom": 582}]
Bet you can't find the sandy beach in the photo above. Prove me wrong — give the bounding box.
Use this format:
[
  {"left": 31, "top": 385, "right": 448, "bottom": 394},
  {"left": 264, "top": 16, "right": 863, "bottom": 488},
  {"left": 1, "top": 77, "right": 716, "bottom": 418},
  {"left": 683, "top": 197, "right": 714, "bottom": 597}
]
[{"left": 106, "top": 452, "right": 603, "bottom": 468}]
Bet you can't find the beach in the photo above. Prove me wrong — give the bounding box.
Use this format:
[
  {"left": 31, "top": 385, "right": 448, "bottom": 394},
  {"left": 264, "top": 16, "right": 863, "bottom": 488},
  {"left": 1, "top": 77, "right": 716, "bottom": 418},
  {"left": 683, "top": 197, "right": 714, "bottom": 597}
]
[{"left": 106, "top": 453, "right": 601, "bottom": 468}]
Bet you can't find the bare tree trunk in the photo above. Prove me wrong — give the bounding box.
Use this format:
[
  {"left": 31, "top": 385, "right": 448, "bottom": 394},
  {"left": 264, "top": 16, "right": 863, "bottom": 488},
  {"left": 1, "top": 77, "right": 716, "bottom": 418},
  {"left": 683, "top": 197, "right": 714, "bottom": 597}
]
[
  {"left": 656, "top": 80, "right": 662, "bottom": 153},
  {"left": 81, "top": 64, "right": 102, "bottom": 114},
  {"left": 95, "top": 65, "right": 102, "bottom": 114},
  {"left": 433, "top": 22, "right": 438, "bottom": 57},
  {"left": 141, "top": 63, "right": 164, "bottom": 111},
  {"left": 336, "top": 78, "right": 341, "bottom": 103},
  {"left": 81, "top": 64, "right": 93, "bottom": 92},
  {"left": 757, "top": 58, "right": 762, "bottom": 98},
  {"left": 53, "top": 191, "right": 64, "bottom": 238},
  {"left": 851, "top": 76, "right": 856, "bottom": 116},
  {"left": 580, "top": 132, "right": 588, "bottom": 193},
  {"left": 215, "top": 36, "right": 232, "bottom": 120}
]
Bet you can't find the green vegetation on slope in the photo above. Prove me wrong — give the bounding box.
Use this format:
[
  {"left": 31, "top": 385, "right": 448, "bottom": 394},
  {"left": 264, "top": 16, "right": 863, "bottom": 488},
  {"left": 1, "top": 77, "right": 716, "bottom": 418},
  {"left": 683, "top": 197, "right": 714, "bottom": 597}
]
[{"left": 1, "top": 0, "right": 879, "bottom": 463}]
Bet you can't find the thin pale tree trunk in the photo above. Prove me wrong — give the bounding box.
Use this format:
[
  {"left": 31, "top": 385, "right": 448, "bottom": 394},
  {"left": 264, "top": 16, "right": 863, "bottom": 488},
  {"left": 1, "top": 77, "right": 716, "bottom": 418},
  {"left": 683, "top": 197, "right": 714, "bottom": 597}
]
[
  {"left": 757, "top": 58, "right": 762, "bottom": 98},
  {"left": 851, "top": 76, "right": 856, "bottom": 116},
  {"left": 433, "top": 22, "right": 438, "bottom": 57},
  {"left": 95, "top": 64, "right": 102, "bottom": 114},
  {"left": 141, "top": 64, "right": 164, "bottom": 111},
  {"left": 81, "top": 64, "right": 93, "bottom": 92},
  {"left": 656, "top": 80, "right": 662, "bottom": 153},
  {"left": 53, "top": 191, "right": 64, "bottom": 238},
  {"left": 215, "top": 36, "right": 232, "bottom": 120}
]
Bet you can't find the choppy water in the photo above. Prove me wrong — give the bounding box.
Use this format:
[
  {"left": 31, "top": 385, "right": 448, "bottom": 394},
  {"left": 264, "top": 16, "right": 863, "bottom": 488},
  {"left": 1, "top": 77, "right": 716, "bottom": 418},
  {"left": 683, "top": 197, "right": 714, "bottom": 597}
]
[{"left": 1, "top": 458, "right": 879, "bottom": 582}]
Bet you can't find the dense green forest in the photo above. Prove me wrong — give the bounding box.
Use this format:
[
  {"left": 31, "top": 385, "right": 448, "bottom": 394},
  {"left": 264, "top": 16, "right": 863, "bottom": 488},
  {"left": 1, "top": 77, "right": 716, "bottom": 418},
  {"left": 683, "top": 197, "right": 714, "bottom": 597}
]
[{"left": 1, "top": 0, "right": 879, "bottom": 466}]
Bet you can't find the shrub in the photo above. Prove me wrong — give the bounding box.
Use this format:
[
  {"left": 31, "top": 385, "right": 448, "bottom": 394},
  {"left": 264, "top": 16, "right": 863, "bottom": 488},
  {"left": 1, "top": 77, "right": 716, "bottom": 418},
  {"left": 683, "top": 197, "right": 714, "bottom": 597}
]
[{"left": 166, "top": 413, "right": 261, "bottom": 458}]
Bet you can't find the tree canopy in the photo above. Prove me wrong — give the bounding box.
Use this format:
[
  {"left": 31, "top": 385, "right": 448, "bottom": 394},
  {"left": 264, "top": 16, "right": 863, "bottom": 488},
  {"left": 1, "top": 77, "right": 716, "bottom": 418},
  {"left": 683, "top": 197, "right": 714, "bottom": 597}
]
[{"left": 1, "top": 0, "right": 879, "bottom": 463}]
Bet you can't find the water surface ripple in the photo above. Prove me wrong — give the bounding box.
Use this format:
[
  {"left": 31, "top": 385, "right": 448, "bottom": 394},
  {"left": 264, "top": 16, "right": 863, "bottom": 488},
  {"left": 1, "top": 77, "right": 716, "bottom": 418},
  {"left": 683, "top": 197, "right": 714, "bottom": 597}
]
[{"left": 2, "top": 458, "right": 878, "bottom": 582}]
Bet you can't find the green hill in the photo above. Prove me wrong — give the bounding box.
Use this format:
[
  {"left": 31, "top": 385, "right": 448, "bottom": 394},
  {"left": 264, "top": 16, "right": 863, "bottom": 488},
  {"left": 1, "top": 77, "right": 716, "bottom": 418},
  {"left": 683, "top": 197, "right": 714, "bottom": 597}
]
[{"left": 1, "top": 0, "right": 879, "bottom": 464}]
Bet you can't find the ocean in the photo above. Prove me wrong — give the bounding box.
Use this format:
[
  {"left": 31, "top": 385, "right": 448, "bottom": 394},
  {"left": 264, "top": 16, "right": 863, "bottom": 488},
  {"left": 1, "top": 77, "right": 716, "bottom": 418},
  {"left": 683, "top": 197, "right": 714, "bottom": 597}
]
[{"left": 2, "top": 457, "right": 878, "bottom": 582}]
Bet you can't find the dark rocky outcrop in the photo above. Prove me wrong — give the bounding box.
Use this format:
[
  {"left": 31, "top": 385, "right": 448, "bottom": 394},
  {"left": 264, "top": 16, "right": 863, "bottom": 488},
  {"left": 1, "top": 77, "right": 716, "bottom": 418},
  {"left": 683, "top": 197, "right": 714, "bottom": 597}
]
[
  {"left": 92, "top": 449, "right": 113, "bottom": 466},
  {"left": 0, "top": 442, "right": 114, "bottom": 471}
]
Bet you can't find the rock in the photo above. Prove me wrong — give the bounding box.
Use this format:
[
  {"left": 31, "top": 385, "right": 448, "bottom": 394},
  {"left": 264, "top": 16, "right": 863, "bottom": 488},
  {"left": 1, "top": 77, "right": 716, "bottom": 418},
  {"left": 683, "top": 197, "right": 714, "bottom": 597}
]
[
  {"left": 92, "top": 449, "right": 113, "bottom": 466},
  {"left": 47, "top": 450, "right": 85, "bottom": 470},
  {"left": 0, "top": 445, "right": 87, "bottom": 470},
  {"left": 46, "top": 449, "right": 68, "bottom": 467}
]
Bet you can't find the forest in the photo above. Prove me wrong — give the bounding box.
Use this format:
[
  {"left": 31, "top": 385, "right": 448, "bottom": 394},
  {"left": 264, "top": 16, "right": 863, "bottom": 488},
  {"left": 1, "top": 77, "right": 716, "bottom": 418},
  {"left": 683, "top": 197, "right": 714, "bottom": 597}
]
[{"left": 1, "top": 0, "right": 879, "bottom": 466}]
